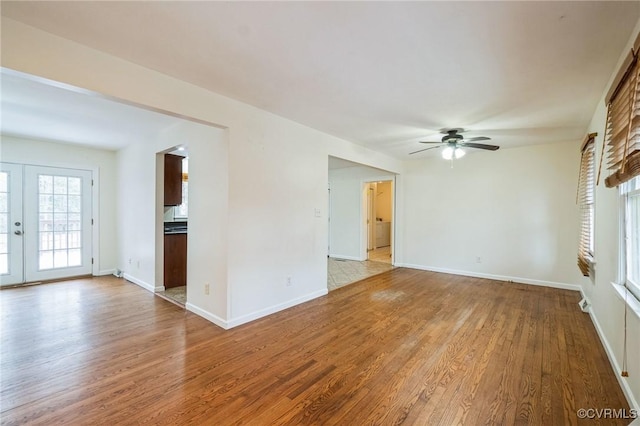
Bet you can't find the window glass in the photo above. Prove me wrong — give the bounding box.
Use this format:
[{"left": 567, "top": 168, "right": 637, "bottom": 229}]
[
  {"left": 174, "top": 157, "right": 188, "bottom": 219},
  {"left": 623, "top": 176, "right": 640, "bottom": 300}
]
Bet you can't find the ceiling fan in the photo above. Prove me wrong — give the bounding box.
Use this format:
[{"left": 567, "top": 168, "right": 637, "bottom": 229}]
[{"left": 409, "top": 128, "right": 499, "bottom": 159}]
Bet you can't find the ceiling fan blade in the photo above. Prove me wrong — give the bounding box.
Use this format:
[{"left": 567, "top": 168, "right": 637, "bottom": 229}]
[
  {"left": 459, "top": 142, "right": 500, "bottom": 151},
  {"left": 460, "top": 136, "right": 491, "bottom": 142},
  {"left": 418, "top": 141, "right": 443, "bottom": 144},
  {"left": 409, "top": 145, "right": 444, "bottom": 155}
]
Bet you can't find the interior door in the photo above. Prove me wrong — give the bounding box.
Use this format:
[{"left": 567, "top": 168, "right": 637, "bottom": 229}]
[
  {"left": 0, "top": 163, "right": 24, "bottom": 285},
  {"left": 0, "top": 163, "right": 92, "bottom": 285}
]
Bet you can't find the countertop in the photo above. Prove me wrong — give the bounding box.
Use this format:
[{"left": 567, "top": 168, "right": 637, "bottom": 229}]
[{"left": 164, "top": 222, "right": 187, "bottom": 235}]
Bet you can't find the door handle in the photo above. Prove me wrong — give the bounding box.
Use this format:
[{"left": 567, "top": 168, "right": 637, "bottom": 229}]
[{"left": 14, "top": 230, "right": 22, "bottom": 235}]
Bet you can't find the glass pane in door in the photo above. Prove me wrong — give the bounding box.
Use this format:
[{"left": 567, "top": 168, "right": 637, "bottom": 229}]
[
  {"left": 37, "top": 174, "right": 84, "bottom": 270},
  {"left": 0, "top": 171, "right": 8, "bottom": 274},
  {"left": 0, "top": 162, "right": 24, "bottom": 286}
]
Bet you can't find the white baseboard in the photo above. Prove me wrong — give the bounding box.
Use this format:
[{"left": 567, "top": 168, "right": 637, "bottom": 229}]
[
  {"left": 329, "top": 254, "right": 364, "bottom": 261},
  {"left": 396, "top": 263, "right": 581, "bottom": 292},
  {"left": 123, "top": 273, "right": 155, "bottom": 293},
  {"left": 185, "top": 303, "right": 229, "bottom": 329},
  {"left": 187, "top": 288, "right": 329, "bottom": 330},
  {"left": 96, "top": 269, "right": 115, "bottom": 276},
  {"left": 584, "top": 293, "right": 639, "bottom": 411},
  {"left": 226, "top": 288, "right": 329, "bottom": 329}
]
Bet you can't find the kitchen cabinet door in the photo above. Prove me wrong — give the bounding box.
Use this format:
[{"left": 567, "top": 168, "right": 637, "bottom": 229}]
[
  {"left": 164, "top": 233, "right": 187, "bottom": 288},
  {"left": 164, "top": 154, "right": 183, "bottom": 206}
]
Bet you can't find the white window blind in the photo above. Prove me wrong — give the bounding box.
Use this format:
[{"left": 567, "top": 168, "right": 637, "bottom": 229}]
[{"left": 577, "top": 133, "right": 596, "bottom": 276}]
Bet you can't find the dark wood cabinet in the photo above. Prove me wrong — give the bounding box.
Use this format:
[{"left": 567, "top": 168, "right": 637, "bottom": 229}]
[
  {"left": 164, "top": 233, "right": 187, "bottom": 288},
  {"left": 164, "top": 154, "right": 183, "bottom": 206}
]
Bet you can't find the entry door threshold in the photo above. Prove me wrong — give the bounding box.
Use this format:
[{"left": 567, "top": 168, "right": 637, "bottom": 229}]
[{"left": 155, "top": 291, "right": 185, "bottom": 308}]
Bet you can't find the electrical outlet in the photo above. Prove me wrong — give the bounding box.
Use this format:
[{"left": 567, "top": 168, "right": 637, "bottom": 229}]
[
  {"left": 476, "top": 256, "right": 482, "bottom": 264},
  {"left": 204, "top": 283, "right": 210, "bottom": 295},
  {"left": 128, "top": 258, "right": 132, "bottom": 265},
  {"left": 136, "top": 260, "right": 140, "bottom": 268},
  {"left": 286, "top": 276, "right": 292, "bottom": 287}
]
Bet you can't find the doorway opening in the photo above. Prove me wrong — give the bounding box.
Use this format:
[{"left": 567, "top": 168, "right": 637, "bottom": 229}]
[
  {"left": 327, "top": 156, "right": 396, "bottom": 291},
  {"left": 156, "top": 149, "right": 188, "bottom": 307},
  {"left": 365, "top": 180, "right": 393, "bottom": 264}
]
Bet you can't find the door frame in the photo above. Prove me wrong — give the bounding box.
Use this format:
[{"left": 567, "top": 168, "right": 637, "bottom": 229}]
[
  {"left": 327, "top": 182, "right": 331, "bottom": 256},
  {"left": 155, "top": 147, "right": 189, "bottom": 294},
  {"left": 366, "top": 183, "right": 375, "bottom": 251},
  {"left": 0, "top": 163, "right": 24, "bottom": 285},
  {"left": 0, "top": 161, "right": 102, "bottom": 282},
  {"left": 360, "top": 176, "right": 395, "bottom": 264}
]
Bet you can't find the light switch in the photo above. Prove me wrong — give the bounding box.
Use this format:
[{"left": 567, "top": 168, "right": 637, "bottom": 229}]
[{"left": 314, "top": 208, "right": 321, "bottom": 217}]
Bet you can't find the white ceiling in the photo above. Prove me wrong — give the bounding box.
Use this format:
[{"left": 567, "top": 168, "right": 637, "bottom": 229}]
[
  {"left": 2, "top": 1, "right": 639, "bottom": 158},
  {"left": 1, "top": 71, "right": 189, "bottom": 150}
]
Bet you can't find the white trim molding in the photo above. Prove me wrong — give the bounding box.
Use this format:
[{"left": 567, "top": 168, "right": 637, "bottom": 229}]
[
  {"left": 96, "top": 269, "right": 116, "bottom": 276},
  {"left": 186, "top": 289, "right": 329, "bottom": 330},
  {"left": 185, "top": 303, "right": 229, "bottom": 329},
  {"left": 227, "top": 289, "right": 328, "bottom": 329},
  {"left": 611, "top": 282, "right": 640, "bottom": 320},
  {"left": 396, "top": 263, "right": 582, "bottom": 292},
  {"left": 123, "top": 273, "right": 155, "bottom": 293}
]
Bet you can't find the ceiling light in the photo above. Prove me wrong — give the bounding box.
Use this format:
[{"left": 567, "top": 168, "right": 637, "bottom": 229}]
[
  {"left": 442, "top": 147, "right": 454, "bottom": 160},
  {"left": 442, "top": 146, "right": 466, "bottom": 160}
]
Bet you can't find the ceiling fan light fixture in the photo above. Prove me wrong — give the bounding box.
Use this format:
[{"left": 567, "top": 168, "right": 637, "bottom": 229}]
[
  {"left": 411, "top": 129, "right": 498, "bottom": 157},
  {"left": 442, "top": 146, "right": 454, "bottom": 160}
]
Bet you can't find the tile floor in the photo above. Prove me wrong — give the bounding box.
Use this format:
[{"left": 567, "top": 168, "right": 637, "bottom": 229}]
[
  {"left": 328, "top": 256, "right": 394, "bottom": 291},
  {"left": 157, "top": 249, "right": 394, "bottom": 305},
  {"left": 156, "top": 286, "right": 186, "bottom": 307},
  {"left": 368, "top": 246, "right": 392, "bottom": 263}
]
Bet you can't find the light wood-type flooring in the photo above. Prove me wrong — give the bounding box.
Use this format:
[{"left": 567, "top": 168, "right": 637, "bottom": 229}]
[{"left": 0, "top": 270, "right": 630, "bottom": 425}]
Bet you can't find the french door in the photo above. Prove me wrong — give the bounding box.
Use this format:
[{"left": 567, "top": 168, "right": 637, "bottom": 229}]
[{"left": 0, "top": 163, "right": 92, "bottom": 286}]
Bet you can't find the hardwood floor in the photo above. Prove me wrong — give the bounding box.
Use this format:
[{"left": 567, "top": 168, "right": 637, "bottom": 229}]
[{"left": 0, "top": 270, "right": 630, "bottom": 425}]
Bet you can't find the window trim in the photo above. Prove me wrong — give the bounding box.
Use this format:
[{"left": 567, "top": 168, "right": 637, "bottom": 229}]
[
  {"left": 611, "top": 283, "right": 640, "bottom": 320},
  {"left": 616, "top": 176, "right": 640, "bottom": 313}
]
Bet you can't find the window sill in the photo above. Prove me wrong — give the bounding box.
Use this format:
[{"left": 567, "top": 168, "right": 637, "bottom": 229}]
[{"left": 611, "top": 282, "right": 640, "bottom": 320}]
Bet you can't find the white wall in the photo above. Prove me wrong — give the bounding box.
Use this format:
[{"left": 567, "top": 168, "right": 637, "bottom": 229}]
[
  {"left": 0, "top": 135, "right": 117, "bottom": 275},
  {"left": 116, "top": 119, "right": 229, "bottom": 321},
  {"left": 163, "top": 122, "right": 229, "bottom": 321},
  {"left": 581, "top": 20, "right": 640, "bottom": 409},
  {"left": 0, "top": 18, "right": 403, "bottom": 328},
  {"left": 329, "top": 165, "right": 395, "bottom": 260},
  {"left": 400, "top": 141, "right": 585, "bottom": 289}
]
